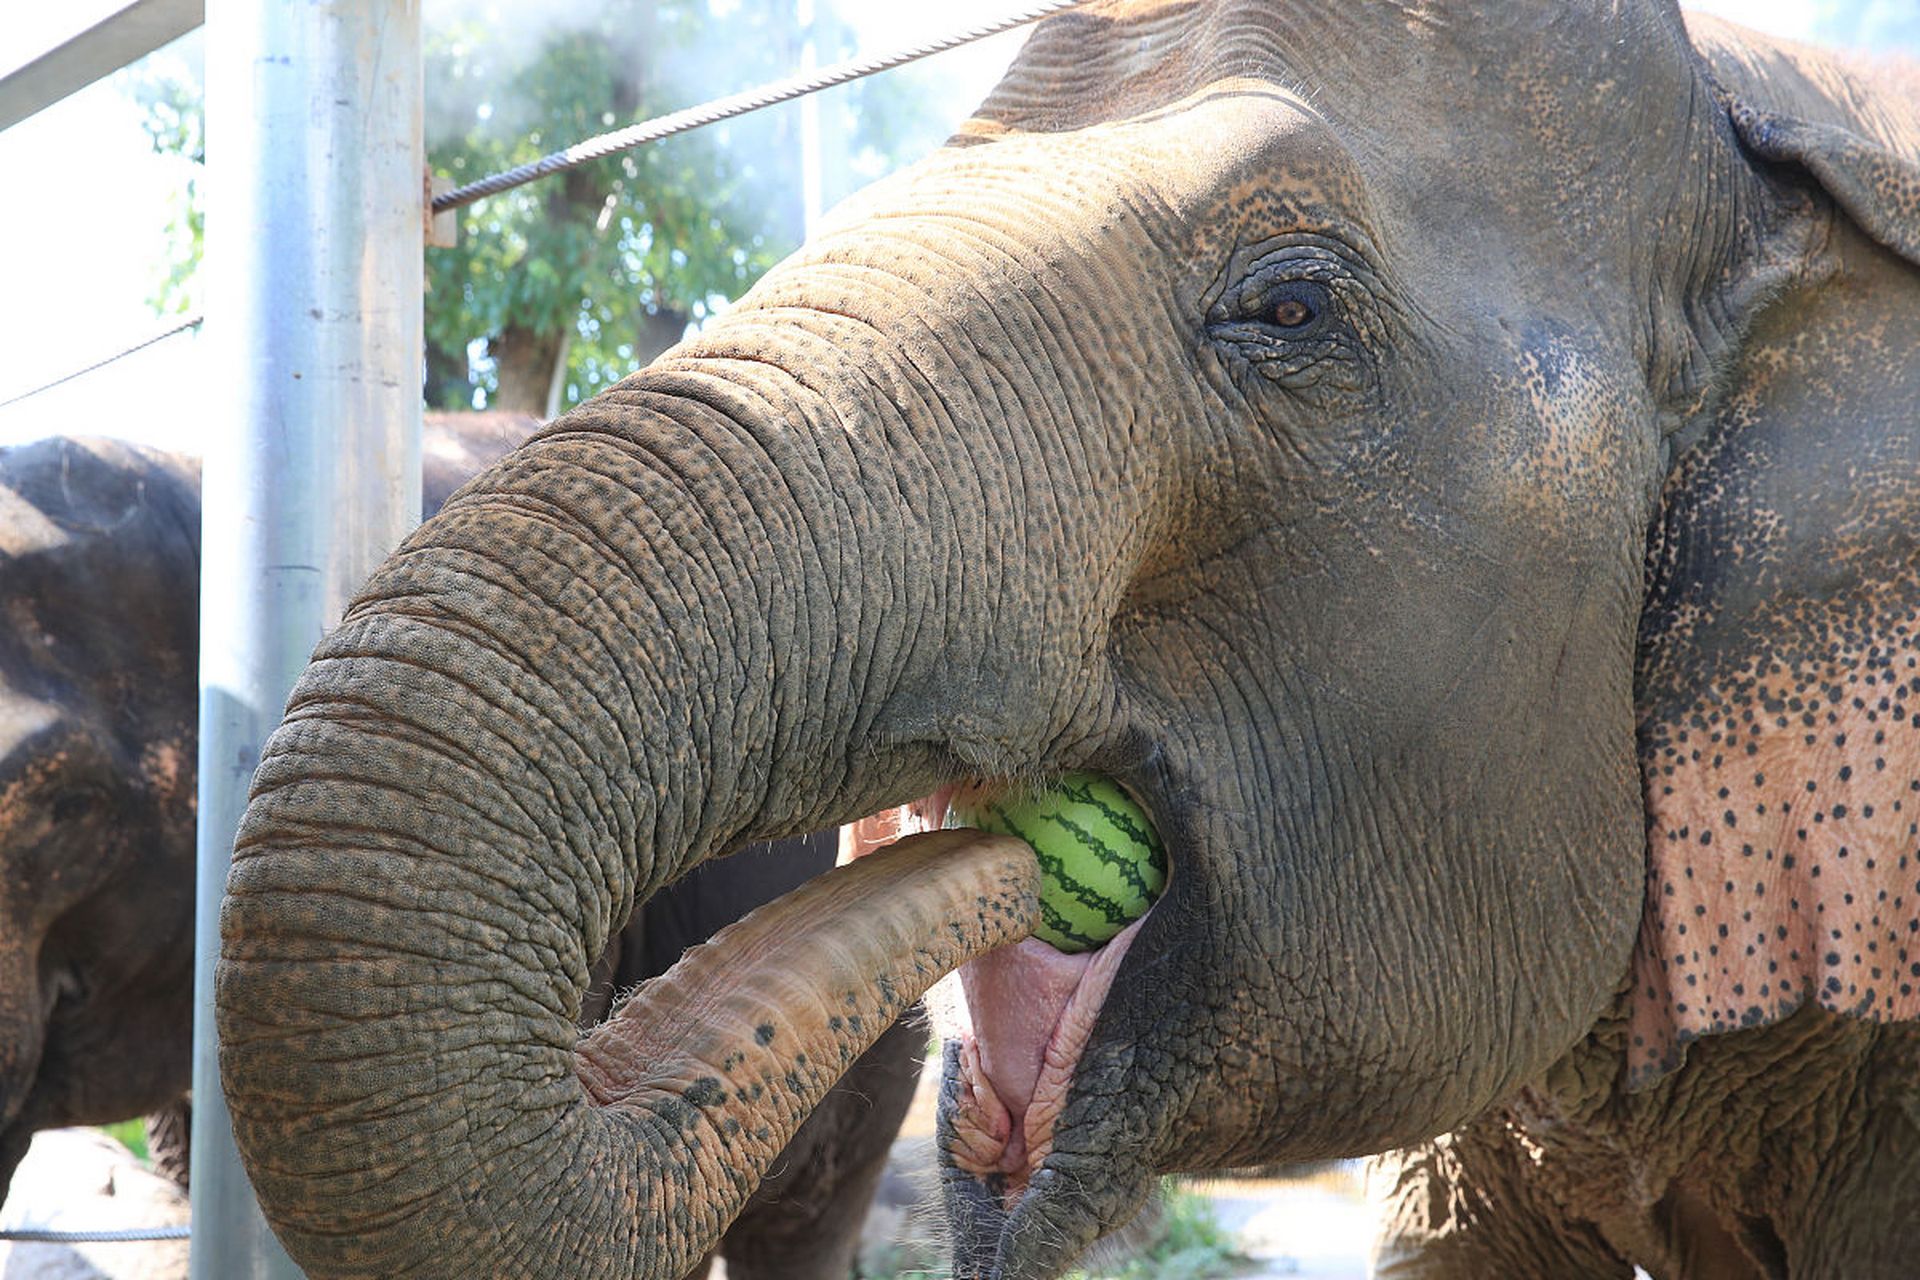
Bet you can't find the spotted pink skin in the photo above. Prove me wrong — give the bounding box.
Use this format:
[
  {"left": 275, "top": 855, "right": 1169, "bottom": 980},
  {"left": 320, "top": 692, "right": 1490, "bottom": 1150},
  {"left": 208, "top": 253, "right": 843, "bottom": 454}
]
[{"left": 1630, "top": 632, "right": 1920, "bottom": 1084}]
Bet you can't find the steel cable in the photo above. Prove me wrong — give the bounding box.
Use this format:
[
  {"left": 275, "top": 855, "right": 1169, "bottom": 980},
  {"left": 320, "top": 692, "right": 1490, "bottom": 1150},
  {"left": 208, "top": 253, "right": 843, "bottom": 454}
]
[
  {"left": 0, "top": 315, "right": 203, "bottom": 413},
  {"left": 432, "top": 0, "right": 1092, "bottom": 213},
  {"left": 0, "top": 1224, "right": 190, "bottom": 1243}
]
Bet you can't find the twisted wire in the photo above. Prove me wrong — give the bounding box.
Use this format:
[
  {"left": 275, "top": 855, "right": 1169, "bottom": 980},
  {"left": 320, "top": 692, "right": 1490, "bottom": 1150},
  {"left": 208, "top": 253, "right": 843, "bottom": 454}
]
[
  {"left": 432, "top": 0, "right": 1091, "bottom": 213},
  {"left": 0, "top": 1224, "right": 190, "bottom": 1243},
  {"left": 0, "top": 315, "right": 202, "bottom": 413}
]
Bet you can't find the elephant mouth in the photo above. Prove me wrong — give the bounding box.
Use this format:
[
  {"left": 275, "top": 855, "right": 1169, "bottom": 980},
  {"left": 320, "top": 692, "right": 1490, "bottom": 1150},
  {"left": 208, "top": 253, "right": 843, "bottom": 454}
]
[
  {"left": 860, "top": 793, "right": 1153, "bottom": 1199},
  {"left": 942, "top": 918, "right": 1146, "bottom": 1192}
]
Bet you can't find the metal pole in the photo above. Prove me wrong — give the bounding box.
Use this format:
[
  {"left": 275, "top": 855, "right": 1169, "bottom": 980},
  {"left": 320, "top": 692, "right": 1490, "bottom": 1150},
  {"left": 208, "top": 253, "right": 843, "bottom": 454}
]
[
  {"left": 193, "top": 1, "right": 423, "bottom": 1276},
  {"left": 796, "top": 0, "right": 823, "bottom": 238}
]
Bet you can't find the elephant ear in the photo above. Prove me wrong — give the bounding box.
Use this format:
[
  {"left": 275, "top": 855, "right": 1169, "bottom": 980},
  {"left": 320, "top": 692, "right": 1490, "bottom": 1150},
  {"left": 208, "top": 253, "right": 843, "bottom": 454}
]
[
  {"left": 1686, "top": 15, "right": 1920, "bottom": 270},
  {"left": 1624, "top": 26, "right": 1920, "bottom": 1089},
  {"left": 1728, "top": 100, "right": 1920, "bottom": 268}
]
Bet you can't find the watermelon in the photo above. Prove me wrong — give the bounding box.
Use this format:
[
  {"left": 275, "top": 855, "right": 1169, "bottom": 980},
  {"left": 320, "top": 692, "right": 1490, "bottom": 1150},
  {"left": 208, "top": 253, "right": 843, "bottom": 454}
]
[{"left": 946, "top": 773, "right": 1167, "bottom": 953}]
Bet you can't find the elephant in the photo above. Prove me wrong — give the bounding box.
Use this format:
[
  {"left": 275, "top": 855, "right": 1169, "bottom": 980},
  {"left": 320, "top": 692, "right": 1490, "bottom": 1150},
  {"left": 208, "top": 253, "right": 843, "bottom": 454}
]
[
  {"left": 0, "top": 425, "right": 921, "bottom": 1280},
  {"left": 213, "top": 2, "right": 1920, "bottom": 1278}
]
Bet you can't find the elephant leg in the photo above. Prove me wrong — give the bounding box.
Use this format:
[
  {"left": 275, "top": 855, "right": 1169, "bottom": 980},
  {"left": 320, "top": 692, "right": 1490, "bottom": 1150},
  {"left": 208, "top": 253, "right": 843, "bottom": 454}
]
[
  {"left": 1371, "top": 1126, "right": 1633, "bottom": 1280},
  {"left": 145, "top": 1096, "right": 192, "bottom": 1191},
  {"left": 718, "top": 1013, "right": 927, "bottom": 1280}
]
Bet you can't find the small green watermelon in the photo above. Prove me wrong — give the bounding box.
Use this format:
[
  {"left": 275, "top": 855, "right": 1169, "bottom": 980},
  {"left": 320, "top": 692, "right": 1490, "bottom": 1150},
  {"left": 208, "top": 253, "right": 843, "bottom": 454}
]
[{"left": 946, "top": 773, "right": 1167, "bottom": 953}]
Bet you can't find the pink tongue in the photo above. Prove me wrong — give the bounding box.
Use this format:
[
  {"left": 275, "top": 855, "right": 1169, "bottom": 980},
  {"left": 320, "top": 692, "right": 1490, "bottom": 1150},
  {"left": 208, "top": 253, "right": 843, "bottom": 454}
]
[
  {"left": 959, "top": 938, "right": 1094, "bottom": 1136},
  {"left": 845, "top": 799, "right": 1144, "bottom": 1181}
]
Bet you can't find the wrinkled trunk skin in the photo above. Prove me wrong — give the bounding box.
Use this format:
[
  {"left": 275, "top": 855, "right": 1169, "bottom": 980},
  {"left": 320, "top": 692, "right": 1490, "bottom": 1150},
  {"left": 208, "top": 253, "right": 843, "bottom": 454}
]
[{"left": 218, "top": 180, "right": 1169, "bottom": 1271}]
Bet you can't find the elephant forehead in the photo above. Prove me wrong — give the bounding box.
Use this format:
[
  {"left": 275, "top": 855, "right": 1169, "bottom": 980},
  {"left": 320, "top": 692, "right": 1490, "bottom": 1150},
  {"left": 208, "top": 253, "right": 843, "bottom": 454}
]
[
  {"left": 954, "top": 82, "right": 1352, "bottom": 221},
  {"left": 969, "top": 0, "right": 1430, "bottom": 137},
  {"left": 971, "top": 0, "right": 1703, "bottom": 245}
]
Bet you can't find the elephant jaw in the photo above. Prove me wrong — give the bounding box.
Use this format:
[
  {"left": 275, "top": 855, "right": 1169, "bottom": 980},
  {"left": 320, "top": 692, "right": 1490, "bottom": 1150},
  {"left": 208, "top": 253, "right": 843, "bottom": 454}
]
[{"left": 855, "top": 800, "right": 1148, "bottom": 1198}]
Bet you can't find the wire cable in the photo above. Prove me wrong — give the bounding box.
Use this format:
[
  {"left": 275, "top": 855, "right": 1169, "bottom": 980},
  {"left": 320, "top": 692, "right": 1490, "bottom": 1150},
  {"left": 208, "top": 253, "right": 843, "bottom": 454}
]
[
  {"left": 8, "top": 3, "right": 1092, "bottom": 406},
  {"left": 432, "top": 0, "right": 1092, "bottom": 213},
  {"left": 0, "top": 315, "right": 203, "bottom": 413},
  {"left": 0, "top": 1224, "right": 190, "bottom": 1243}
]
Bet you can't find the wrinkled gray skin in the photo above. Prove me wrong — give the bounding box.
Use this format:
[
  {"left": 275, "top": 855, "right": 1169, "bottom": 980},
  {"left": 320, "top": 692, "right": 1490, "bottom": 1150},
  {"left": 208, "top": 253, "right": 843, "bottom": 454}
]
[
  {"left": 218, "top": 3, "right": 1920, "bottom": 1278},
  {"left": 0, "top": 426, "right": 918, "bottom": 1280},
  {"left": 0, "top": 438, "right": 200, "bottom": 1194}
]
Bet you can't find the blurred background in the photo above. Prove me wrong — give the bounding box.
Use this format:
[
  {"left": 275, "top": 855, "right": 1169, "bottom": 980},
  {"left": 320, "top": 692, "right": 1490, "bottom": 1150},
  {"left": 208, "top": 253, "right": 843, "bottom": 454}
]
[{"left": 2, "top": 1, "right": 1916, "bottom": 453}]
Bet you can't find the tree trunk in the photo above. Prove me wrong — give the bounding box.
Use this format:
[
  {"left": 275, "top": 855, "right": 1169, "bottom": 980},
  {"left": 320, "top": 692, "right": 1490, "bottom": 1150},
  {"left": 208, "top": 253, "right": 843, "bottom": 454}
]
[{"left": 489, "top": 324, "right": 565, "bottom": 415}]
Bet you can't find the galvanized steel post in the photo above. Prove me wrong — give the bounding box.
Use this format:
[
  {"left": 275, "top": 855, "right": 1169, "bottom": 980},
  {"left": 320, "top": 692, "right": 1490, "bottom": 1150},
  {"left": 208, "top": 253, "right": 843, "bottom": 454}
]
[{"left": 193, "top": 1, "right": 423, "bottom": 1275}]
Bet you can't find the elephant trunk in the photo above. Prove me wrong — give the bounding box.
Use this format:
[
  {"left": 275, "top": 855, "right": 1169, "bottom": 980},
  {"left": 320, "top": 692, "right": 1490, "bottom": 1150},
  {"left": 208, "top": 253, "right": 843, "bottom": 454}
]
[
  {"left": 218, "top": 267, "right": 1142, "bottom": 1274},
  {"left": 224, "top": 818, "right": 1032, "bottom": 1278}
]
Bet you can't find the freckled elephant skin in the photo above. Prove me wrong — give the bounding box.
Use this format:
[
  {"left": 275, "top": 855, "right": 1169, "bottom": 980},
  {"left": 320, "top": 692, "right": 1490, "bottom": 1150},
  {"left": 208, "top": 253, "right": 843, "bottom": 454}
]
[
  {"left": 219, "top": 3, "right": 1920, "bottom": 1278},
  {"left": 0, "top": 438, "right": 200, "bottom": 1199},
  {"left": 0, "top": 423, "right": 528, "bottom": 1189}
]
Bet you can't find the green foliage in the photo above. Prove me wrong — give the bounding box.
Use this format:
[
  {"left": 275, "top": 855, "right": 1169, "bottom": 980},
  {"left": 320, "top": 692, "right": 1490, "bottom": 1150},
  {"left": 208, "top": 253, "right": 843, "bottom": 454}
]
[
  {"left": 1066, "top": 1185, "right": 1250, "bottom": 1280},
  {"left": 438, "top": 0, "right": 944, "bottom": 410},
  {"left": 133, "top": 69, "right": 202, "bottom": 318},
  {"left": 99, "top": 1119, "right": 150, "bottom": 1165},
  {"left": 422, "top": 0, "right": 938, "bottom": 411},
  {"left": 135, "top": 1, "right": 941, "bottom": 412}
]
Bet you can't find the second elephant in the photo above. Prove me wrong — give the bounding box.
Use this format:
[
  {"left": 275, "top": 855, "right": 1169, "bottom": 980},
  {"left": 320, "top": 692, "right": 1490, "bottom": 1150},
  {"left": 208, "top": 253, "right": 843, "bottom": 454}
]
[{"left": 0, "top": 422, "right": 918, "bottom": 1280}]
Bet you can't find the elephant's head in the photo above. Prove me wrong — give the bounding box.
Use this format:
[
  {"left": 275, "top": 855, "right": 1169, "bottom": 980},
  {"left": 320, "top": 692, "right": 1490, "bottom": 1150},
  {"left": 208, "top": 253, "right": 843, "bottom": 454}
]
[
  {"left": 0, "top": 439, "right": 200, "bottom": 1191},
  {"left": 218, "top": 3, "right": 1920, "bottom": 1277},
  {"left": 0, "top": 418, "right": 526, "bottom": 1202}
]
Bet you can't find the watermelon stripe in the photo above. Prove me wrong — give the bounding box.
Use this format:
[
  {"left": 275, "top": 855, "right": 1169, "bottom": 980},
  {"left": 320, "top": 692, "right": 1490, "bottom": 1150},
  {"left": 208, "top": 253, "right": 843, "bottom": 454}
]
[
  {"left": 1057, "top": 779, "right": 1160, "bottom": 853},
  {"left": 1040, "top": 810, "right": 1158, "bottom": 899},
  {"left": 985, "top": 809, "right": 1077, "bottom": 891},
  {"left": 1034, "top": 898, "right": 1102, "bottom": 951},
  {"left": 989, "top": 805, "right": 1134, "bottom": 936},
  {"left": 1009, "top": 809, "right": 1136, "bottom": 926},
  {"left": 955, "top": 779, "right": 1165, "bottom": 952}
]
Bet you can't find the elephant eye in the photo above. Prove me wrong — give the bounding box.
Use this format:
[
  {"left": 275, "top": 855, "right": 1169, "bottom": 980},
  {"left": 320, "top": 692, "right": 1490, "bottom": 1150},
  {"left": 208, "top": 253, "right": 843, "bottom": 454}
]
[
  {"left": 1207, "top": 265, "right": 1367, "bottom": 394},
  {"left": 1273, "top": 297, "right": 1314, "bottom": 327},
  {"left": 1257, "top": 280, "right": 1328, "bottom": 334}
]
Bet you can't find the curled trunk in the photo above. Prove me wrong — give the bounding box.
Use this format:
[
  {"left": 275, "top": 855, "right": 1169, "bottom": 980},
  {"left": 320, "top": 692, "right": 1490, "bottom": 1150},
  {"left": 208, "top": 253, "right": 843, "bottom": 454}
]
[
  {"left": 222, "top": 136, "right": 1168, "bottom": 1272},
  {"left": 224, "top": 817, "right": 1034, "bottom": 1276},
  {"left": 215, "top": 367, "right": 1091, "bottom": 1275}
]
